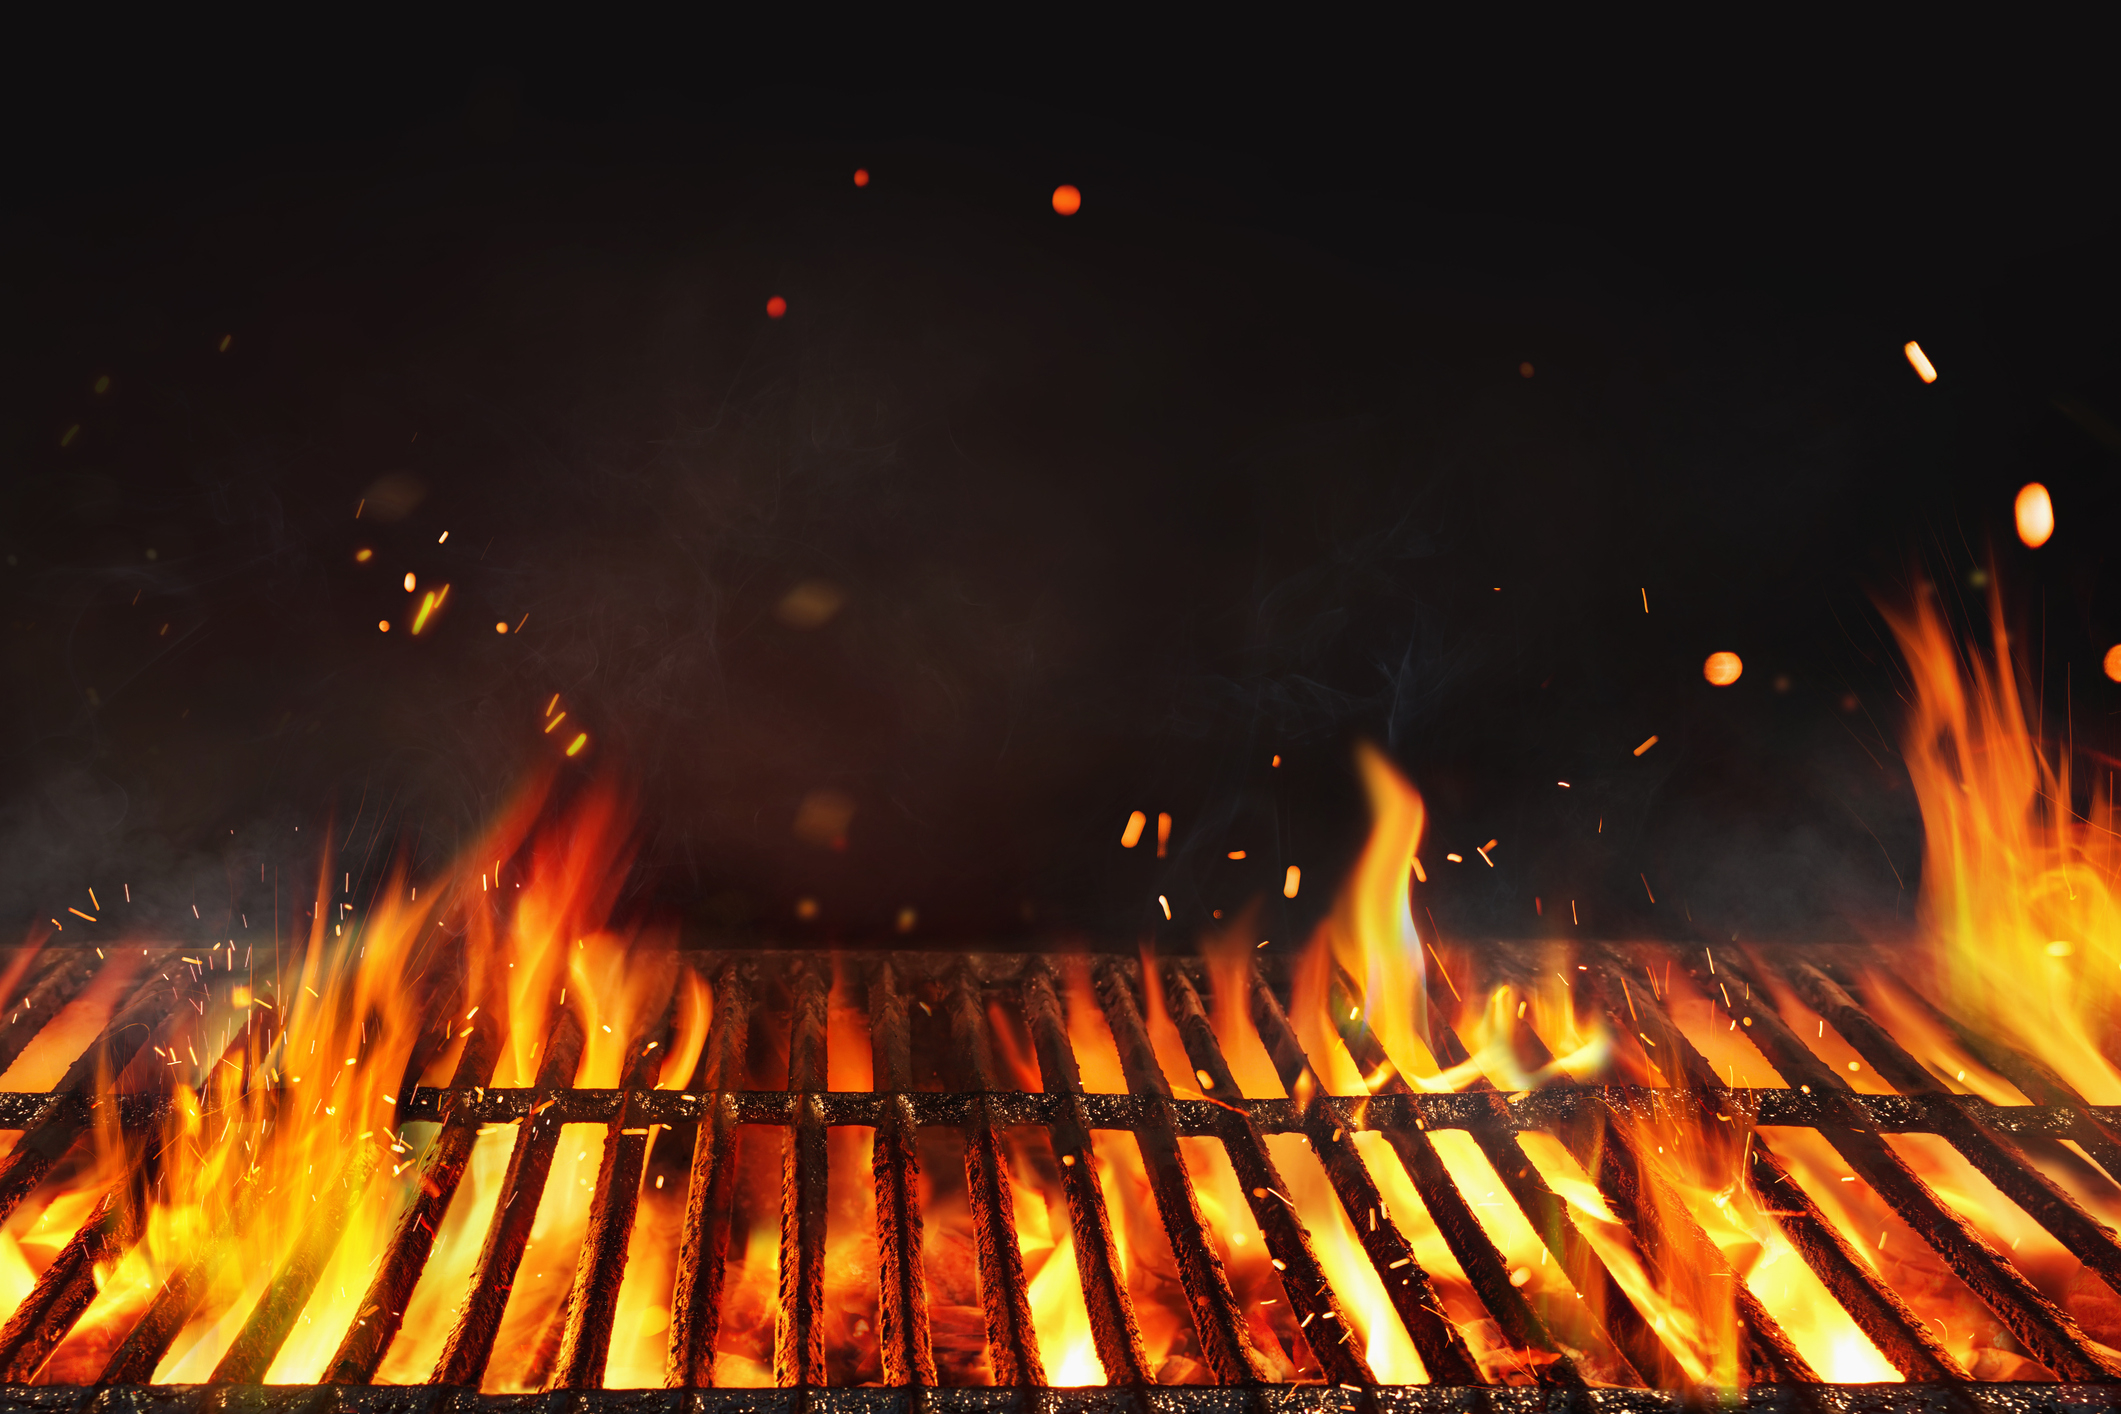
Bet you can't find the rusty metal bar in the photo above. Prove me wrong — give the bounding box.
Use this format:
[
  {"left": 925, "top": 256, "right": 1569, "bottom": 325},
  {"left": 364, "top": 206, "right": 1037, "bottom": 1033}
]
[
  {"left": 1842, "top": 964, "right": 2121, "bottom": 1188},
  {"left": 0, "top": 1187, "right": 132, "bottom": 1382},
  {"left": 869, "top": 959, "right": 938, "bottom": 1388},
  {"left": 1782, "top": 959, "right": 2121, "bottom": 1302},
  {"left": 943, "top": 965, "right": 1047, "bottom": 1388},
  {"left": 0, "top": 947, "right": 99, "bottom": 1078},
  {"left": 208, "top": 1143, "right": 382, "bottom": 1383},
  {"left": 1324, "top": 972, "right": 1658, "bottom": 1386},
  {"left": 1588, "top": 950, "right": 1966, "bottom": 1383},
  {"left": 1154, "top": 962, "right": 1381, "bottom": 1387},
  {"left": 1018, "top": 964, "right": 1150, "bottom": 1387},
  {"left": 1238, "top": 964, "right": 1569, "bottom": 1388},
  {"left": 1688, "top": 944, "right": 2121, "bottom": 1382},
  {"left": 429, "top": 1006, "right": 588, "bottom": 1387},
  {"left": 323, "top": 1011, "right": 503, "bottom": 1383},
  {"left": 1091, "top": 957, "right": 1272, "bottom": 1385},
  {"left": 777, "top": 958, "right": 829, "bottom": 1386},
  {"left": 1487, "top": 981, "right": 1817, "bottom": 1385},
  {"left": 552, "top": 959, "right": 683, "bottom": 1389},
  {"left": 668, "top": 960, "right": 755, "bottom": 1388},
  {"left": 0, "top": 948, "right": 187, "bottom": 1228}
]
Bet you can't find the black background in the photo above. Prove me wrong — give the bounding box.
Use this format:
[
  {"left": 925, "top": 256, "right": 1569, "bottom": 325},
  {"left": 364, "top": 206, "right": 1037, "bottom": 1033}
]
[{"left": 4, "top": 20, "right": 2118, "bottom": 954}]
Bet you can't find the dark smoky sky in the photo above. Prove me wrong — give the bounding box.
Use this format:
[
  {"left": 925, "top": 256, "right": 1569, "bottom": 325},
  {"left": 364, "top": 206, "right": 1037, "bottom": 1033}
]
[{"left": 3, "top": 27, "right": 2119, "bottom": 954}]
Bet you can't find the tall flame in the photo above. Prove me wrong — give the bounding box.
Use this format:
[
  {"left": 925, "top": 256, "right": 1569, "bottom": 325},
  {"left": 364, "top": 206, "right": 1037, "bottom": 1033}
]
[{"left": 1883, "top": 581, "right": 2121, "bottom": 1102}]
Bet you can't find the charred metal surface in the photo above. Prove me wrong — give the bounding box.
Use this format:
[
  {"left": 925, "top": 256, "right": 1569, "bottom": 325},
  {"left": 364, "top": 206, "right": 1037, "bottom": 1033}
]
[
  {"left": 12, "top": 941, "right": 2121, "bottom": 1400},
  {"left": 368, "top": 1082, "right": 2120, "bottom": 1140},
  {"left": 1018, "top": 964, "right": 1149, "bottom": 1387},
  {"left": 0, "top": 1188, "right": 132, "bottom": 1382},
  {"left": 209, "top": 1144, "right": 382, "bottom": 1383},
  {"left": 1326, "top": 977, "right": 1658, "bottom": 1387},
  {"left": 1586, "top": 950, "right": 1967, "bottom": 1383},
  {"left": 1238, "top": 966, "right": 1562, "bottom": 1389},
  {"left": 1682, "top": 946, "right": 2121, "bottom": 1383},
  {"left": 0, "top": 1382, "right": 2115, "bottom": 1411},
  {"left": 554, "top": 961, "right": 683, "bottom": 1390},
  {"left": 776, "top": 960, "right": 829, "bottom": 1387},
  {"left": 1481, "top": 978, "right": 1817, "bottom": 1385},
  {"left": 868, "top": 961, "right": 938, "bottom": 1389},
  {"left": 324, "top": 1014, "right": 502, "bottom": 1384},
  {"left": 0, "top": 949, "right": 100, "bottom": 1079},
  {"left": 430, "top": 1008, "right": 589, "bottom": 1388},
  {"left": 1091, "top": 958, "right": 1271, "bottom": 1386},
  {"left": 1156, "top": 962, "right": 1380, "bottom": 1388},
  {"left": 668, "top": 961, "right": 754, "bottom": 1389},
  {"left": 1834, "top": 961, "right": 2121, "bottom": 1187},
  {"left": 944, "top": 968, "right": 1046, "bottom": 1389},
  {"left": 0, "top": 948, "right": 187, "bottom": 1228},
  {"left": 1781, "top": 961, "right": 2121, "bottom": 1302}
]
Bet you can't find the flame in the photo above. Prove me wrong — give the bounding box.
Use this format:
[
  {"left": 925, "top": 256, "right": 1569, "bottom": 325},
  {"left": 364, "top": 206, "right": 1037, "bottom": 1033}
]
[{"left": 1884, "top": 582, "right": 2121, "bottom": 1101}]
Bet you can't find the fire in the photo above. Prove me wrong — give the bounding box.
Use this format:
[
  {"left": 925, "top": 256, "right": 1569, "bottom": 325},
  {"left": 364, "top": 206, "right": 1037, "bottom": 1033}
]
[{"left": 1883, "top": 582, "right": 2119, "bottom": 1102}]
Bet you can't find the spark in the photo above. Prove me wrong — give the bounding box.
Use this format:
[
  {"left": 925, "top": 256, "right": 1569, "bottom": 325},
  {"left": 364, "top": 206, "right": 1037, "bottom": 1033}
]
[
  {"left": 1271, "top": 754, "right": 1281, "bottom": 767},
  {"left": 566, "top": 733, "right": 587, "bottom": 757},
  {"left": 1640, "top": 873, "right": 1656, "bottom": 903},
  {"left": 87, "top": 888, "right": 99, "bottom": 910},
  {"left": 67, "top": 907, "right": 94, "bottom": 922},
  {"left": 411, "top": 585, "right": 448, "bottom": 633},
  {"left": 438, "top": 531, "right": 449, "bottom": 544},
  {"left": 1410, "top": 855, "right": 1425, "bottom": 882},
  {"left": 1903, "top": 341, "right": 1938, "bottom": 383},
  {"left": 853, "top": 168, "right": 870, "bottom": 187},
  {"left": 378, "top": 621, "right": 390, "bottom": 633},
  {"left": 404, "top": 572, "right": 416, "bottom": 592},
  {"left": 1445, "top": 853, "right": 1463, "bottom": 863},
  {"left": 1282, "top": 865, "right": 1301, "bottom": 898},
  {"left": 1227, "top": 849, "right": 1247, "bottom": 859},
  {"left": 1633, "top": 735, "right": 1659, "bottom": 756},
  {"left": 1120, "top": 811, "right": 1147, "bottom": 848},
  {"left": 766, "top": 296, "right": 787, "bottom": 318},
  {"left": 355, "top": 548, "right": 373, "bottom": 562},
  {"left": 1641, "top": 587, "right": 1649, "bottom": 613},
  {"left": 1051, "top": 185, "right": 1082, "bottom": 215},
  {"left": 544, "top": 712, "right": 567, "bottom": 734},
  {"left": 1158, "top": 895, "right": 1171, "bottom": 920},
  {"left": 1156, "top": 811, "right": 1172, "bottom": 857}
]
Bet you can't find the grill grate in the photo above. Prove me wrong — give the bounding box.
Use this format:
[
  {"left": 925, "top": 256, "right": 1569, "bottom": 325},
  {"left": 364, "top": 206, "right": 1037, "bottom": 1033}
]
[{"left": 0, "top": 941, "right": 2115, "bottom": 1411}]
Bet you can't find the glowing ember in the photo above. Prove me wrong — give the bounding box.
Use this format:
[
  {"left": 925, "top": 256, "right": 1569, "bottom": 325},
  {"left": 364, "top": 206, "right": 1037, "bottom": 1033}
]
[
  {"left": 1903, "top": 341, "right": 1938, "bottom": 383},
  {"left": 1703, "top": 652, "right": 1743, "bottom": 686},
  {"left": 1051, "top": 186, "right": 1081, "bottom": 216},
  {"left": 2014, "top": 482, "right": 2054, "bottom": 547}
]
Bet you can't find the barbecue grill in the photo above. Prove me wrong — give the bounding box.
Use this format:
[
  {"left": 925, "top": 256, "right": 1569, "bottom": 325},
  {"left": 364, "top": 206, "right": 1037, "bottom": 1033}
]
[{"left": 0, "top": 939, "right": 2115, "bottom": 1414}]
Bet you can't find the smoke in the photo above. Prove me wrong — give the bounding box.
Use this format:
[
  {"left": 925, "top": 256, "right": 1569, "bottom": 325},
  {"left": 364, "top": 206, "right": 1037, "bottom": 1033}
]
[{"left": 0, "top": 120, "right": 2046, "bottom": 952}]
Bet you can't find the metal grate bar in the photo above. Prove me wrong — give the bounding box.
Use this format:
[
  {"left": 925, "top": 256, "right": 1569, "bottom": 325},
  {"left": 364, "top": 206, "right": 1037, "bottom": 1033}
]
[
  {"left": 0, "top": 948, "right": 186, "bottom": 1230},
  {"left": 1490, "top": 976, "right": 1817, "bottom": 1384},
  {"left": 1586, "top": 948, "right": 1967, "bottom": 1382},
  {"left": 1017, "top": 964, "right": 1149, "bottom": 1386},
  {"left": 1155, "top": 961, "right": 1381, "bottom": 1387},
  {"left": 1687, "top": 945, "right": 2121, "bottom": 1382},
  {"left": 667, "top": 962, "right": 754, "bottom": 1389},
  {"left": 1851, "top": 965, "right": 2121, "bottom": 1185},
  {"left": 1325, "top": 972, "right": 1662, "bottom": 1386},
  {"left": 776, "top": 960, "right": 830, "bottom": 1386},
  {"left": 943, "top": 968, "right": 1046, "bottom": 1388},
  {"left": 867, "top": 960, "right": 938, "bottom": 1388},
  {"left": 429, "top": 1007, "right": 588, "bottom": 1388},
  {"left": 1238, "top": 964, "right": 1559, "bottom": 1388},
  {"left": 208, "top": 1146, "right": 380, "bottom": 1382},
  {"left": 0, "top": 1185, "right": 133, "bottom": 1383},
  {"left": 1780, "top": 960, "right": 2121, "bottom": 1301},
  {"left": 0, "top": 948, "right": 100, "bottom": 1079},
  {"left": 323, "top": 1011, "right": 502, "bottom": 1383},
  {"left": 553, "top": 963, "right": 683, "bottom": 1389},
  {"left": 1091, "top": 958, "right": 1271, "bottom": 1384}
]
